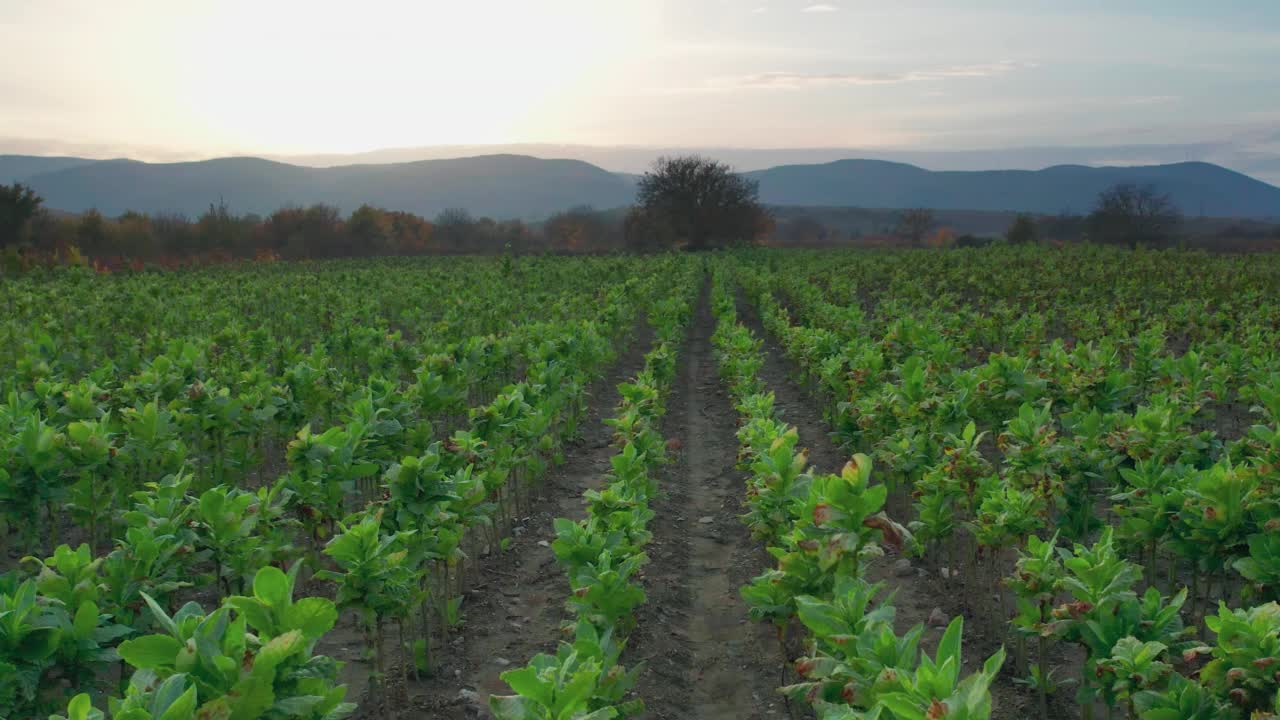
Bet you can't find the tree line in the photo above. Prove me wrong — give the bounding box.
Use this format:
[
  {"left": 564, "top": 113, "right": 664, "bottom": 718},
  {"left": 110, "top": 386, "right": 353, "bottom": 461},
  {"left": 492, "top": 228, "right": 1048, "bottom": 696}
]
[
  {"left": 0, "top": 155, "right": 1240, "bottom": 267},
  {"left": 0, "top": 155, "right": 772, "bottom": 267},
  {"left": 778, "top": 183, "right": 1252, "bottom": 250},
  {"left": 0, "top": 196, "right": 646, "bottom": 268}
]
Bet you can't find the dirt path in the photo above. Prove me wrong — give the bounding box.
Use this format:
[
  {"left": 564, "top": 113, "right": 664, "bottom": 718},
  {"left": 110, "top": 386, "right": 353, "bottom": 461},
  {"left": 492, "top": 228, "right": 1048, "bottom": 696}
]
[
  {"left": 343, "top": 319, "right": 656, "bottom": 719},
  {"left": 629, "top": 285, "right": 787, "bottom": 720},
  {"left": 737, "top": 292, "right": 1039, "bottom": 720}
]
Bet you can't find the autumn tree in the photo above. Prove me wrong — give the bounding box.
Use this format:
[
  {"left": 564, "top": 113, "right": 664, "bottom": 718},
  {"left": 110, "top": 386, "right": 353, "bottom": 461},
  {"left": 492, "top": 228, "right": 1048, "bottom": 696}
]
[
  {"left": 628, "top": 155, "right": 768, "bottom": 251},
  {"left": 895, "top": 208, "right": 935, "bottom": 245},
  {"left": 347, "top": 204, "right": 394, "bottom": 255},
  {"left": 544, "top": 205, "right": 615, "bottom": 252},
  {"left": 385, "top": 210, "right": 433, "bottom": 254},
  {"left": 1088, "top": 183, "right": 1182, "bottom": 247},
  {"left": 926, "top": 227, "right": 956, "bottom": 248},
  {"left": 0, "top": 183, "right": 43, "bottom": 247},
  {"left": 262, "top": 204, "right": 342, "bottom": 258}
]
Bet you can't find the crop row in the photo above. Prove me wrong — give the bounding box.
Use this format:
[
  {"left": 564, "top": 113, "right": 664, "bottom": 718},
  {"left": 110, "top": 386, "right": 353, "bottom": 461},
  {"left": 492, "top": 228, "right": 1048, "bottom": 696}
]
[
  {"left": 708, "top": 263, "right": 1006, "bottom": 720},
  {"left": 2, "top": 256, "right": 693, "bottom": 719},
  {"left": 731, "top": 248, "right": 1280, "bottom": 719},
  {"left": 487, "top": 267, "right": 698, "bottom": 719}
]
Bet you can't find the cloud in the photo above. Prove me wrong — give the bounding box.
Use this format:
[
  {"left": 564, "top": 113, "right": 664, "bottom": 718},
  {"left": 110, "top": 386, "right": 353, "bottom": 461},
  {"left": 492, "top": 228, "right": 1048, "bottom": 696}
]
[
  {"left": 0, "top": 136, "right": 228, "bottom": 163},
  {"left": 731, "top": 60, "right": 1031, "bottom": 89},
  {"left": 801, "top": 4, "right": 838, "bottom": 12},
  {"left": 1086, "top": 158, "right": 1173, "bottom": 167},
  {"left": 1112, "top": 95, "right": 1181, "bottom": 106}
]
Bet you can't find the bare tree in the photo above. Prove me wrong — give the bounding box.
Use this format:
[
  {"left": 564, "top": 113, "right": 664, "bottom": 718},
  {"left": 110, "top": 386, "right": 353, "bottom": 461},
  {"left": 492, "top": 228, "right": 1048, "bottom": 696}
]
[
  {"left": 433, "top": 208, "right": 476, "bottom": 253},
  {"left": 895, "top": 208, "right": 935, "bottom": 245},
  {"left": 1088, "top": 183, "right": 1182, "bottom": 247},
  {"left": 630, "top": 155, "right": 768, "bottom": 251},
  {"left": 622, "top": 205, "right": 676, "bottom": 252}
]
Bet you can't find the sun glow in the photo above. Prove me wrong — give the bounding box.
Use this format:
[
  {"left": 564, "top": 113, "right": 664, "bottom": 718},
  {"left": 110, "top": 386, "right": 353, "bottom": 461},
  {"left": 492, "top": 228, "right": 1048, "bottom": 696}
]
[{"left": 1, "top": 0, "right": 659, "bottom": 156}]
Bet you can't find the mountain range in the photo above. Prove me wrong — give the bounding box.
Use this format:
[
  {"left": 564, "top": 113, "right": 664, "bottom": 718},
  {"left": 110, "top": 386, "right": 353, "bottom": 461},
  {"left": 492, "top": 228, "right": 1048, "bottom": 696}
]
[
  {"left": 745, "top": 159, "right": 1280, "bottom": 218},
  {"left": 3, "top": 153, "right": 1278, "bottom": 220},
  {"left": 261, "top": 141, "right": 1280, "bottom": 186}
]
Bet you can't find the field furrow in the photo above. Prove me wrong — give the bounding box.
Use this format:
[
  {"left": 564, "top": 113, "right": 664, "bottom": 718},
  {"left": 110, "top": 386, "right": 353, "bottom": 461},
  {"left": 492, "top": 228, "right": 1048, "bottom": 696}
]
[
  {"left": 413, "top": 319, "right": 657, "bottom": 717},
  {"left": 630, "top": 282, "right": 785, "bottom": 720}
]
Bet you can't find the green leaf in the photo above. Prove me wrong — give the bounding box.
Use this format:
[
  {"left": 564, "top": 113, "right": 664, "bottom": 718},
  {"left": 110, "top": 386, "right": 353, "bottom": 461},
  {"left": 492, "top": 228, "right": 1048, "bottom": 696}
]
[
  {"left": 118, "top": 634, "right": 184, "bottom": 669},
  {"left": 936, "top": 615, "right": 964, "bottom": 670},
  {"left": 283, "top": 597, "right": 338, "bottom": 641},
  {"left": 500, "top": 665, "right": 551, "bottom": 706},
  {"left": 193, "top": 696, "right": 232, "bottom": 720},
  {"left": 489, "top": 694, "right": 534, "bottom": 720},
  {"left": 18, "top": 625, "right": 61, "bottom": 661},
  {"left": 252, "top": 566, "right": 291, "bottom": 610},
  {"left": 73, "top": 601, "right": 100, "bottom": 640},
  {"left": 224, "top": 674, "right": 275, "bottom": 720},
  {"left": 157, "top": 685, "right": 198, "bottom": 720},
  {"left": 271, "top": 696, "right": 323, "bottom": 717},
  {"left": 555, "top": 663, "right": 598, "bottom": 716},
  {"left": 226, "top": 598, "right": 274, "bottom": 637},
  {"left": 877, "top": 693, "right": 926, "bottom": 720},
  {"left": 795, "top": 596, "right": 845, "bottom": 638},
  {"left": 351, "top": 462, "right": 380, "bottom": 478},
  {"left": 254, "top": 630, "right": 306, "bottom": 674},
  {"left": 141, "top": 592, "right": 179, "bottom": 636},
  {"left": 320, "top": 702, "right": 357, "bottom": 720},
  {"left": 151, "top": 675, "right": 197, "bottom": 720},
  {"left": 61, "top": 693, "right": 103, "bottom": 720}
]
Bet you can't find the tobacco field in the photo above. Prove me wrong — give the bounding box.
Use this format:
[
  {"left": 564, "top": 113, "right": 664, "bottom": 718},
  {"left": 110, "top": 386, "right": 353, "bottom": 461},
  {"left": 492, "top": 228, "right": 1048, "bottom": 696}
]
[{"left": 2, "top": 246, "right": 1279, "bottom": 720}]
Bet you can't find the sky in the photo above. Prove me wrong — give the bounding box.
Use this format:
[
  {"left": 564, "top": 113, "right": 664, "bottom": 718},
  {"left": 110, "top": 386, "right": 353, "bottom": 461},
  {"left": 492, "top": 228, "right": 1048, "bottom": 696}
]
[{"left": 2, "top": 0, "right": 1279, "bottom": 179}]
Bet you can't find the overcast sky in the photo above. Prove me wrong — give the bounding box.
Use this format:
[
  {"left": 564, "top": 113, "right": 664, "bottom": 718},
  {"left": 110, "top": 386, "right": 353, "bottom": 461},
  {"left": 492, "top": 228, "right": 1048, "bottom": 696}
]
[{"left": 3, "top": 0, "right": 1278, "bottom": 176}]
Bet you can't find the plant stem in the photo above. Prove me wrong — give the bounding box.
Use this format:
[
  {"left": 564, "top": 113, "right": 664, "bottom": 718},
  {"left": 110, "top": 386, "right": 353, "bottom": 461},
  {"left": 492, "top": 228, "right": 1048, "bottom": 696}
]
[{"left": 1037, "top": 626, "right": 1050, "bottom": 720}]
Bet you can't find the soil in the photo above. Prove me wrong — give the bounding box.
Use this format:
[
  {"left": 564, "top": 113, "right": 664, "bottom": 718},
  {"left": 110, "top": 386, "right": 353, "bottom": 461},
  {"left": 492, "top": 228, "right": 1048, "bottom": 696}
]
[
  {"left": 628, "top": 284, "right": 787, "bottom": 720},
  {"left": 340, "top": 318, "right": 656, "bottom": 718},
  {"left": 1192, "top": 398, "right": 1254, "bottom": 444}
]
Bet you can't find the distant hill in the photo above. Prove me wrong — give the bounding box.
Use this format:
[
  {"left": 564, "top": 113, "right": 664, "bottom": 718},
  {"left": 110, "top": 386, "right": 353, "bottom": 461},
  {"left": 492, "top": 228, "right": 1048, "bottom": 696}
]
[
  {"left": 8, "top": 154, "right": 635, "bottom": 220},
  {"left": 1, "top": 155, "right": 99, "bottom": 184},
  {"left": 265, "top": 141, "right": 1280, "bottom": 187},
  {"left": 746, "top": 159, "right": 1280, "bottom": 218},
  {"left": 5, "top": 153, "right": 1279, "bottom": 220}
]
